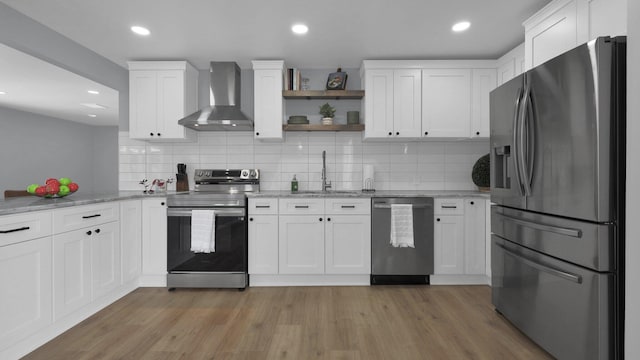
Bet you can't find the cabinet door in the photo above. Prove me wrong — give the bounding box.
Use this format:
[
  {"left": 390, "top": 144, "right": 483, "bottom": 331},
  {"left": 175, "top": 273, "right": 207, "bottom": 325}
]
[
  {"left": 588, "top": 0, "right": 627, "bottom": 39},
  {"left": 363, "top": 69, "right": 394, "bottom": 139},
  {"left": 524, "top": 0, "right": 580, "bottom": 70},
  {"left": 278, "top": 215, "right": 324, "bottom": 274},
  {"left": 53, "top": 229, "right": 91, "bottom": 320},
  {"left": 393, "top": 69, "right": 422, "bottom": 138},
  {"left": 471, "top": 69, "right": 496, "bottom": 138},
  {"left": 325, "top": 215, "right": 371, "bottom": 274},
  {"left": 463, "top": 199, "right": 486, "bottom": 275},
  {"left": 434, "top": 215, "right": 464, "bottom": 274},
  {"left": 120, "top": 200, "right": 142, "bottom": 284},
  {"left": 254, "top": 68, "right": 284, "bottom": 139},
  {"left": 497, "top": 59, "right": 515, "bottom": 87},
  {"left": 0, "top": 237, "right": 52, "bottom": 350},
  {"left": 248, "top": 215, "right": 279, "bottom": 274},
  {"left": 91, "top": 221, "right": 120, "bottom": 301},
  {"left": 129, "top": 70, "right": 158, "bottom": 139},
  {"left": 142, "top": 198, "right": 167, "bottom": 278},
  {"left": 422, "top": 69, "right": 471, "bottom": 138},
  {"left": 156, "top": 70, "right": 187, "bottom": 139}
]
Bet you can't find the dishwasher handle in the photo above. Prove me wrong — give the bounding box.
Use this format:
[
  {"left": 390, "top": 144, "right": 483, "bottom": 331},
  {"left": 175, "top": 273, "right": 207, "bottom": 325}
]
[{"left": 373, "top": 203, "right": 432, "bottom": 209}]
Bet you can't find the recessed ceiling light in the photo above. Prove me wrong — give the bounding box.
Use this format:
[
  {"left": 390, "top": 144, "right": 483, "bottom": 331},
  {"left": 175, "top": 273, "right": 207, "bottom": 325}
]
[
  {"left": 0, "top": 91, "right": 6, "bottom": 95},
  {"left": 131, "top": 26, "right": 151, "bottom": 36},
  {"left": 452, "top": 21, "right": 471, "bottom": 32},
  {"left": 81, "top": 103, "right": 107, "bottom": 109},
  {"left": 87, "top": 90, "right": 100, "bottom": 95},
  {"left": 291, "top": 24, "right": 308, "bottom": 35},
  {"left": 88, "top": 114, "right": 97, "bottom": 118}
]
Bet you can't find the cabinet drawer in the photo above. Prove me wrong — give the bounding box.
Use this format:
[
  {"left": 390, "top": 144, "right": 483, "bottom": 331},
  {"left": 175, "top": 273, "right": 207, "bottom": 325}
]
[
  {"left": 325, "top": 198, "right": 370, "bottom": 215},
  {"left": 434, "top": 198, "right": 464, "bottom": 215},
  {"left": 53, "top": 202, "right": 119, "bottom": 234},
  {"left": 279, "top": 198, "right": 324, "bottom": 215},
  {"left": 249, "top": 198, "right": 279, "bottom": 215},
  {"left": 0, "top": 211, "right": 52, "bottom": 246}
]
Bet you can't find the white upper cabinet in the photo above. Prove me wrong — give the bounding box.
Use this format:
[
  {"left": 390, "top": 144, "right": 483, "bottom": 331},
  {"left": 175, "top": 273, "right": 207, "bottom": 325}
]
[
  {"left": 471, "top": 69, "right": 497, "bottom": 138},
  {"left": 362, "top": 60, "right": 494, "bottom": 140},
  {"left": 496, "top": 43, "right": 525, "bottom": 86},
  {"left": 363, "top": 69, "right": 395, "bottom": 139},
  {"left": 523, "top": 0, "right": 627, "bottom": 70},
  {"left": 128, "top": 61, "right": 198, "bottom": 141},
  {"left": 252, "top": 60, "right": 285, "bottom": 140},
  {"left": 393, "top": 69, "right": 422, "bottom": 138},
  {"left": 422, "top": 68, "right": 471, "bottom": 138}
]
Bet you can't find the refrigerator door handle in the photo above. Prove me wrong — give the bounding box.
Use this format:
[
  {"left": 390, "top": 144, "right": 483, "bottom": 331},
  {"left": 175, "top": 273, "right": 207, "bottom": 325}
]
[
  {"left": 500, "top": 213, "right": 583, "bottom": 238},
  {"left": 512, "top": 87, "right": 525, "bottom": 196},
  {"left": 519, "top": 81, "right": 533, "bottom": 196},
  {"left": 496, "top": 243, "right": 583, "bottom": 284}
]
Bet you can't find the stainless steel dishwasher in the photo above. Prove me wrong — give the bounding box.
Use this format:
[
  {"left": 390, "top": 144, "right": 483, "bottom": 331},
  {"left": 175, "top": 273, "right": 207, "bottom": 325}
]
[{"left": 371, "top": 197, "right": 434, "bottom": 284}]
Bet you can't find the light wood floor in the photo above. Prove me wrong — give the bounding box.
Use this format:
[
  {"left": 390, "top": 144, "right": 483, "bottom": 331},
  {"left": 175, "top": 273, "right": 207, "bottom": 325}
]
[{"left": 24, "top": 286, "right": 552, "bottom": 360}]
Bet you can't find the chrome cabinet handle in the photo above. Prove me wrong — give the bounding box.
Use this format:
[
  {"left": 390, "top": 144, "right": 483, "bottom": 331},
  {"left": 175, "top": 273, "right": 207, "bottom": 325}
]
[
  {"left": 255, "top": 205, "right": 271, "bottom": 208},
  {"left": 341, "top": 205, "right": 356, "bottom": 209},
  {"left": 497, "top": 243, "right": 582, "bottom": 284},
  {"left": 441, "top": 205, "right": 457, "bottom": 209},
  {"left": 295, "top": 205, "right": 309, "bottom": 209},
  {"left": 82, "top": 214, "right": 101, "bottom": 219}
]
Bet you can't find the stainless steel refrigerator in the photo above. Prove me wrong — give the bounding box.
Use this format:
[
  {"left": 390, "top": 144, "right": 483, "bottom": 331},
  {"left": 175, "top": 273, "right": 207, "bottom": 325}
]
[{"left": 490, "top": 36, "right": 626, "bottom": 360}]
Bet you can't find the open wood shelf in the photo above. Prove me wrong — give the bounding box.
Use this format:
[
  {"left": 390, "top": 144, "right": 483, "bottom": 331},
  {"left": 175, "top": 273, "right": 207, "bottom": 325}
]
[
  {"left": 282, "top": 90, "right": 365, "bottom": 99},
  {"left": 283, "top": 124, "right": 365, "bottom": 132}
]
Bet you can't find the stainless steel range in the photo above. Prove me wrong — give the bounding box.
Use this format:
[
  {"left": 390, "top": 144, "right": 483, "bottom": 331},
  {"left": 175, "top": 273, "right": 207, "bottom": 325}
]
[{"left": 166, "top": 169, "right": 259, "bottom": 290}]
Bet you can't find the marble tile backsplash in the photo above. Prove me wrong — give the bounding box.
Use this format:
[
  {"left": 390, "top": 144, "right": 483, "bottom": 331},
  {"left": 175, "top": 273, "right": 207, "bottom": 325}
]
[{"left": 119, "top": 131, "right": 489, "bottom": 192}]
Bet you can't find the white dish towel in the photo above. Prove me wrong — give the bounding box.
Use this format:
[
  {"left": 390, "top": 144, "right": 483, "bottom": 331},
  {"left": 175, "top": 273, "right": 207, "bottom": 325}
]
[
  {"left": 390, "top": 204, "right": 414, "bottom": 248},
  {"left": 190, "top": 210, "right": 216, "bottom": 253}
]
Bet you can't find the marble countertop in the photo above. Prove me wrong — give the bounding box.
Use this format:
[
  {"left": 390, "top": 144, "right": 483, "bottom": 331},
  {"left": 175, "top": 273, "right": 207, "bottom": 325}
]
[
  {"left": 248, "top": 190, "right": 491, "bottom": 199},
  {"left": 0, "top": 191, "right": 174, "bottom": 216},
  {"left": 1, "top": 189, "right": 490, "bottom": 216}
]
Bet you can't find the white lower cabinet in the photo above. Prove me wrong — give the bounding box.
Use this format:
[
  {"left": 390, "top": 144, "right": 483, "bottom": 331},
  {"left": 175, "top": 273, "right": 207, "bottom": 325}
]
[
  {"left": 433, "top": 198, "right": 488, "bottom": 284},
  {"left": 141, "top": 198, "right": 167, "bottom": 285},
  {"left": 0, "top": 236, "right": 52, "bottom": 351},
  {"left": 90, "top": 221, "right": 120, "bottom": 301},
  {"left": 278, "top": 215, "right": 325, "bottom": 274},
  {"left": 249, "top": 197, "right": 371, "bottom": 285},
  {"left": 120, "top": 200, "right": 142, "bottom": 284},
  {"left": 53, "top": 229, "right": 91, "bottom": 320},
  {"left": 325, "top": 214, "right": 371, "bottom": 274}
]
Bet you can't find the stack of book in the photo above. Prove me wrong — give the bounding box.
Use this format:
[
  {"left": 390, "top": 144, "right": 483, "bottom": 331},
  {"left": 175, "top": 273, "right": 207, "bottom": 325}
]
[{"left": 284, "top": 68, "right": 302, "bottom": 90}]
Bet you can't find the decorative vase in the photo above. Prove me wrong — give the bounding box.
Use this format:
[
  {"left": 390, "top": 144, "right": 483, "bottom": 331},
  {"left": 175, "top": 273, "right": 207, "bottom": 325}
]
[{"left": 322, "top": 117, "right": 333, "bottom": 125}]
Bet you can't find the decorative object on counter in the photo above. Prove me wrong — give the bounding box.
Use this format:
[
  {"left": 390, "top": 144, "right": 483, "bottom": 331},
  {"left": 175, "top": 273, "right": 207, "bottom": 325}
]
[
  {"left": 319, "top": 102, "right": 336, "bottom": 125},
  {"left": 176, "top": 163, "right": 189, "bottom": 191},
  {"left": 291, "top": 174, "right": 298, "bottom": 192},
  {"left": 347, "top": 111, "right": 360, "bottom": 124},
  {"left": 326, "top": 68, "right": 347, "bottom": 90},
  {"left": 362, "top": 164, "right": 375, "bottom": 192},
  {"left": 287, "top": 115, "right": 309, "bottom": 124},
  {"left": 26, "top": 177, "right": 79, "bottom": 198},
  {"left": 471, "top": 153, "right": 490, "bottom": 192},
  {"left": 301, "top": 77, "right": 310, "bottom": 91}
]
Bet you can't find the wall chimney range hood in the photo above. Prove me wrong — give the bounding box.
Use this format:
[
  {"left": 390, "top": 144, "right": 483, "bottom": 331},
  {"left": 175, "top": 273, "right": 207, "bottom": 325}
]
[{"left": 178, "top": 62, "right": 252, "bottom": 131}]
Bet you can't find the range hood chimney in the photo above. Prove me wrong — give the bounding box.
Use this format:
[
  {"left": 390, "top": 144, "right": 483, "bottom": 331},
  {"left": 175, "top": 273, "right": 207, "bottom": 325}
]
[{"left": 178, "top": 62, "right": 252, "bottom": 131}]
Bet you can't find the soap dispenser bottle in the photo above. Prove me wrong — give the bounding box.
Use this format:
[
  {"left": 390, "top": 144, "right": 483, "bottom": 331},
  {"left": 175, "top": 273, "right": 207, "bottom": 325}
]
[{"left": 291, "top": 175, "right": 298, "bottom": 192}]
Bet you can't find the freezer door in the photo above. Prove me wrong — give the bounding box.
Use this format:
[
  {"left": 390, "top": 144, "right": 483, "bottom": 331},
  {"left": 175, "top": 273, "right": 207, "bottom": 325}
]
[
  {"left": 492, "top": 236, "right": 613, "bottom": 360},
  {"left": 489, "top": 74, "right": 526, "bottom": 209},
  {"left": 524, "top": 38, "right": 621, "bottom": 222},
  {"left": 492, "top": 205, "right": 615, "bottom": 271}
]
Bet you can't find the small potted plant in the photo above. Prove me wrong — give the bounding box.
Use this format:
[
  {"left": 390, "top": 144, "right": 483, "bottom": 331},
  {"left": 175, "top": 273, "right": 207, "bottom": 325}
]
[
  {"left": 471, "top": 153, "right": 490, "bottom": 192},
  {"left": 319, "top": 102, "right": 336, "bottom": 125}
]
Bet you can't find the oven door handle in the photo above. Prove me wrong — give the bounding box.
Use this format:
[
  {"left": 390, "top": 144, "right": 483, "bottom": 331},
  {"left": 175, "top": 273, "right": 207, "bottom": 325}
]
[{"left": 167, "top": 208, "right": 246, "bottom": 217}]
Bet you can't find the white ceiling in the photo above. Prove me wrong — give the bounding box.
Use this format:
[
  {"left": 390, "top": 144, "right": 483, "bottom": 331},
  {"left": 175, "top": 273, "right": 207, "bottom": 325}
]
[
  {"left": 0, "top": 43, "right": 119, "bottom": 126},
  {"left": 0, "top": 0, "right": 551, "bottom": 126},
  {"left": 0, "top": 0, "right": 551, "bottom": 70}
]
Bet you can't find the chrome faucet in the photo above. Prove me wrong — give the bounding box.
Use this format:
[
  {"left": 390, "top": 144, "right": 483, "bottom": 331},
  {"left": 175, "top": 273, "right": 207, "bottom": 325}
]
[{"left": 322, "top": 150, "right": 332, "bottom": 192}]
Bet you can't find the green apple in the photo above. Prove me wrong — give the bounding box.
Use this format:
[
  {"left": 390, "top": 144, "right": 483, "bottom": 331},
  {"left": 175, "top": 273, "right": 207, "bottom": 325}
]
[
  {"left": 59, "top": 177, "right": 72, "bottom": 186},
  {"left": 26, "top": 184, "right": 39, "bottom": 194},
  {"left": 58, "top": 185, "right": 70, "bottom": 196}
]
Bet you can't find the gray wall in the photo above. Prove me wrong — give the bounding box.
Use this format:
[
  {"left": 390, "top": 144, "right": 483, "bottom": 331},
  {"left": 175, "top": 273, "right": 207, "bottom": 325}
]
[
  {"left": 0, "top": 106, "right": 118, "bottom": 193},
  {"left": 0, "top": 2, "right": 126, "bottom": 194}
]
